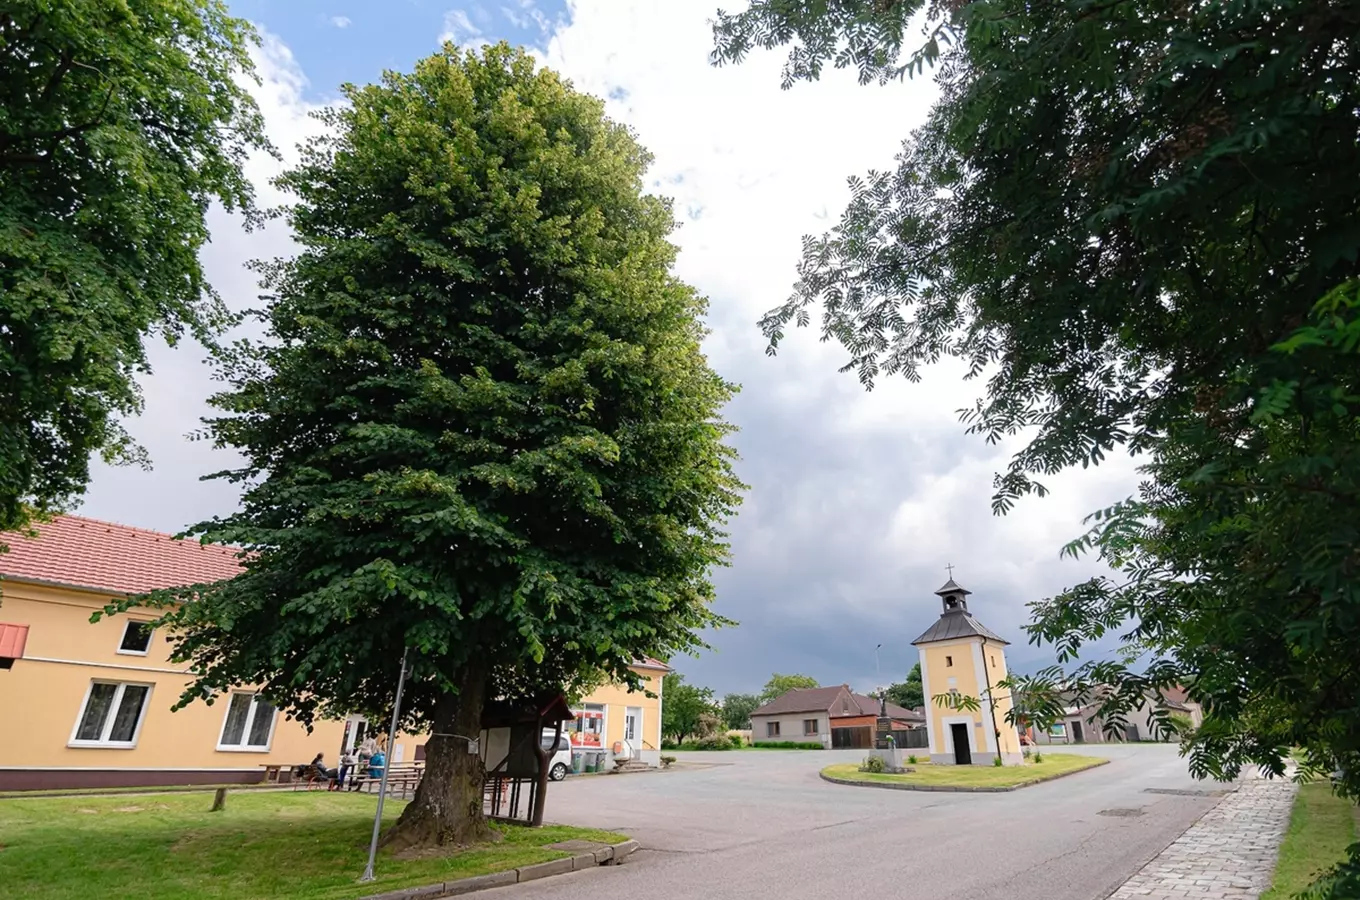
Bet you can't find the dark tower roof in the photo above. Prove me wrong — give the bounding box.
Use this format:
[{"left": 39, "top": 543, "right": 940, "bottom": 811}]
[{"left": 912, "top": 577, "right": 1009, "bottom": 646}]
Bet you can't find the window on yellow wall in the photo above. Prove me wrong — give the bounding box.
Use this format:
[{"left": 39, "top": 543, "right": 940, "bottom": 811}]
[
  {"left": 218, "top": 693, "right": 277, "bottom": 751},
  {"left": 991, "top": 655, "right": 996, "bottom": 667},
  {"left": 71, "top": 681, "right": 152, "bottom": 747},
  {"left": 118, "top": 621, "right": 153, "bottom": 655},
  {"left": 945, "top": 655, "right": 953, "bottom": 667}
]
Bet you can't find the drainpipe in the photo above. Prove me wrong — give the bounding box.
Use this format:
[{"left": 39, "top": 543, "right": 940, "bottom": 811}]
[{"left": 980, "top": 637, "right": 1002, "bottom": 762}]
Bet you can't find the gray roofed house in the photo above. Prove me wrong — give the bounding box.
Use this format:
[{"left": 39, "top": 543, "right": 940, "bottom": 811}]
[{"left": 748, "top": 684, "right": 925, "bottom": 749}]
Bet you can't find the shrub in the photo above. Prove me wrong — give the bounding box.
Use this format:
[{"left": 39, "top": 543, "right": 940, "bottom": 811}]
[
  {"left": 907, "top": 754, "right": 918, "bottom": 764},
  {"left": 661, "top": 740, "right": 679, "bottom": 751},
  {"left": 751, "top": 741, "right": 824, "bottom": 750},
  {"left": 993, "top": 756, "right": 1004, "bottom": 767},
  {"left": 1034, "top": 752, "right": 1044, "bottom": 763},
  {"left": 729, "top": 734, "right": 744, "bottom": 748},
  {"left": 694, "top": 734, "right": 735, "bottom": 750},
  {"left": 860, "top": 755, "right": 886, "bottom": 773},
  {"left": 660, "top": 755, "right": 676, "bottom": 769}
]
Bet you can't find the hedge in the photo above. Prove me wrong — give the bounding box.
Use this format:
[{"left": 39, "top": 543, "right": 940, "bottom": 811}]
[{"left": 751, "top": 741, "right": 824, "bottom": 750}]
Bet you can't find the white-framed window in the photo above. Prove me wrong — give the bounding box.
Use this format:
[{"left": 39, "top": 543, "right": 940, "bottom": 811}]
[
  {"left": 118, "top": 620, "right": 154, "bottom": 656},
  {"left": 70, "top": 681, "right": 152, "bottom": 747},
  {"left": 216, "top": 692, "right": 277, "bottom": 751}
]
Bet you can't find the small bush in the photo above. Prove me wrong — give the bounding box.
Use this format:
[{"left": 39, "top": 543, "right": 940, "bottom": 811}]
[
  {"left": 907, "top": 754, "right": 918, "bottom": 764},
  {"left": 729, "top": 734, "right": 744, "bottom": 748},
  {"left": 694, "top": 734, "right": 735, "bottom": 751},
  {"left": 860, "top": 755, "right": 886, "bottom": 773},
  {"left": 993, "top": 756, "right": 1004, "bottom": 767},
  {"left": 661, "top": 740, "right": 678, "bottom": 751},
  {"left": 751, "top": 741, "right": 824, "bottom": 750},
  {"left": 660, "top": 755, "right": 676, "bottom": 769},
  {"left": 1033, "top": 752, "right": 1044, "bottom": 763}
]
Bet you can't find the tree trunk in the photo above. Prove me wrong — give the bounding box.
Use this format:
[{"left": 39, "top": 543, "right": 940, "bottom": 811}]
[{"left": 381, "top": 664, "right": 495, "bottom": 852}]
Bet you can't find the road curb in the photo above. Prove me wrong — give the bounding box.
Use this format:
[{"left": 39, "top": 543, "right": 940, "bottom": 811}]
[
  {"left": 358, "top": 841, "right": 636, "bottom": 900},
  {"left": 819, "top": 758, "right": 1110, "bottom": 793}
]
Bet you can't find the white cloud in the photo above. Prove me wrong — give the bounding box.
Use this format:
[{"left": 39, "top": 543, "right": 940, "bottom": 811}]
[
  {"left": 534, "top": 2, "right": 1141, "bottom": 684},
  {"left": 439, "top": 9, "right": 489, "bottom": 48},
  {"left": 330, "top": 15, "right": 351, "bottom": 28}
]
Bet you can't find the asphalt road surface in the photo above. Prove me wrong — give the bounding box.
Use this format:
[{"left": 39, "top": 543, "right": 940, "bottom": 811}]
[{"left": 510, "top": 744, "right": 1229, "bottom": 900}]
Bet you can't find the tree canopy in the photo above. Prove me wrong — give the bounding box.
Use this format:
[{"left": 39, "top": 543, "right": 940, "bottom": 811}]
[
  {"left": 721, "top": 692, "right": 760, "bottom": 730},
  {"left": 0, "top": 1, "right": 268, "bottom": 535},
  {"left": 759, "top": 672, "right": 819, "bottom": 704},
  {"left": 715, "top": 2, "right": 1360, "bottom": 893},
  {"left": 662, "top": 673, "right": 718, "bottom": 745},
  {"left": 107, "top": 42, "right": 743, "bottom": 849},
  {"left": 883, "top": 663, "right": 923, "bottom": 711}
]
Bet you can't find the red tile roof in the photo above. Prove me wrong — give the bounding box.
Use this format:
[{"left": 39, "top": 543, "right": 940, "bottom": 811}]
[{"left": 0, "top": 515, "right": 242, "bottom": 595}]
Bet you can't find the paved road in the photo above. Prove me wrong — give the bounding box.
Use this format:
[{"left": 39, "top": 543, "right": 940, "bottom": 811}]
[{"left": 513, "top": 744, "right": 1229, "bottom": 900}]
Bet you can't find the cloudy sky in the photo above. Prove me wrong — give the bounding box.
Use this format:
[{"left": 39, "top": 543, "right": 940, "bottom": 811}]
[{"left": 77, "top": 0, "right": 1138, "bottom": 696}]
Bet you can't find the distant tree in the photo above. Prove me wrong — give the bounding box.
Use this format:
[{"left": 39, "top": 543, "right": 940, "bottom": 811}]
[
  {"left": 0, "top": 1, "right": 270, "bottom": 535},
  {"left": 759, "top": 673, "right": 819, "bottom": 704},
  {"left": 662, "top": 674, "right": 717, "bottom": 745},
  {"left": 883, "top": 663, "right": 924, "bottom": 710},
  {"left": 721, "top": 692, "right": 760, "bottom": 729},
  {"left": 103, "top": 43, "right": 743, "bottom": 851}
]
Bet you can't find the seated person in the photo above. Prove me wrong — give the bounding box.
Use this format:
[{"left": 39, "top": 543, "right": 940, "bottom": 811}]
[
  {"left": 367, "top": 749, "right": 386, "bottom": 779},
  {"left": 310, "top": 752, "right": 337, "bottom": 782}
]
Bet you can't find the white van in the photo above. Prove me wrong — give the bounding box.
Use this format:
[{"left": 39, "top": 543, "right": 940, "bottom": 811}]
[{"left": 540, "top": 730, "right": 573, "bottom": 781}]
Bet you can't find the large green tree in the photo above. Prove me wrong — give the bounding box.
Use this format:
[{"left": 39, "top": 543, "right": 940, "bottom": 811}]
[
  {"left": 759, "top": 672, "right": 819, "bottom": 704},
  {"left": 0, "top": 1, "right": 268, "bottom": 535},
  {"left": 721, "top": 691, "right": 760, "bottom": 730},
  {"left": 715, "top": 2, "right": 1360, "bottom": 892},
  {"left": 662, "top": 673, "right": 717, "bottom": 745},
  {"left": 107, "top": 43, "right": 743, "bottom": 850}
]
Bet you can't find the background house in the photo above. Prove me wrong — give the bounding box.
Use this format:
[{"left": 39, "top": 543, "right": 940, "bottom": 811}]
[
  {"left": 1032, "top": 685, "right": 1204, "bottom": 745},
  {"left": 0, "top": 515, "right": 666, "bottom": 789},
  {"left": 749, "top": 685, "right": 925, "bottom": 748}
]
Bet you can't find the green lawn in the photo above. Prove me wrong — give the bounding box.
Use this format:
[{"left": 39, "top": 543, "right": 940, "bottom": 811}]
[
  {"left": 822, "top": 753, "right": 1107, "bottom": 789},
  {"left": 1262, "top": 782, "right": 1358, "bottom": 900},
  {"left": 0, "top": 790, "right": 626, "bottom": 900}
]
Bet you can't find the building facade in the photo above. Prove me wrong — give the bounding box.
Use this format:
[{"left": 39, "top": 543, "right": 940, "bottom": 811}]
[
  {"left": 0, "top": 515, "right": 664, "bottom": 790},
  {"left": 912, "top": 578, "right": 1024, "bottom": 766},
  {"left": 748, "top": 685, "right": 925, "bottom": 749}
]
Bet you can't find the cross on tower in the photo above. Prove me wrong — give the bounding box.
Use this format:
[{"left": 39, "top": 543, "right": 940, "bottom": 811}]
[{"left": 945, "top": 563, "right": 955, "bottom": 579}]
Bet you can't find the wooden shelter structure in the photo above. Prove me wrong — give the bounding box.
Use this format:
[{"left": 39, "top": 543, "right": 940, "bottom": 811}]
[{"left": 480, "top": 693, "right": 573, "bottom": 826}]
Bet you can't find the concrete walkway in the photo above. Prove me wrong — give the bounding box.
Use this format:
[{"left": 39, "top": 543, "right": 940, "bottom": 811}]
[{"left": 1107, "top": 772, "right": 1297, "bottom": 900}]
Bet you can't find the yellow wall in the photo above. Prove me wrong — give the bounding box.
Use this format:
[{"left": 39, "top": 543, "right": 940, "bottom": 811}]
[
  {"left": 0, "top": 579, "right": 669, "bottom": 783},
  {"left": 919, "top": 637, "right": 1022, "bottom": 762},
  {"left": 0, "top": 581, "right": 341, "bottom": 775},
  {"left": 581, "top": 668, "right": 664, "bottom": 753}
]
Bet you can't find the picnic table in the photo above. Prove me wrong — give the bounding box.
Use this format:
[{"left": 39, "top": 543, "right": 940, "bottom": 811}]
[{"left": 347, "top": 762, "right": 424, "bottom": 799}]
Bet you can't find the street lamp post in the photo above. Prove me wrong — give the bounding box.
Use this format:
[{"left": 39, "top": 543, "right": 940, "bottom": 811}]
[{"left": 360, "top": 647, "right": 411, "bottom": 883}]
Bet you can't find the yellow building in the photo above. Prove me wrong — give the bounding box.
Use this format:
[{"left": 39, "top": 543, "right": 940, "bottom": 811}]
[
  {"left": 561, "top": 660, "right": 667, "bottom": 768},
  {"left": 912, "top": 577, "right": 1023, "bottom": 766},
  {"left": 0, "top": 515, "right": 666, "bottom": 790}
]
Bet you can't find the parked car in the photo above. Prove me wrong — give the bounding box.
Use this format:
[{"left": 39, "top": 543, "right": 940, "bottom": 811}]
[{"left": 540, "top": 731, "right": 572, "bottom": 781}]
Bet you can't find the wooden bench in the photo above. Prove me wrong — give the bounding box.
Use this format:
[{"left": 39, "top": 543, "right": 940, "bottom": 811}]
[{"left": 347, "top": 762, "right": 424, "bottom": 798}]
